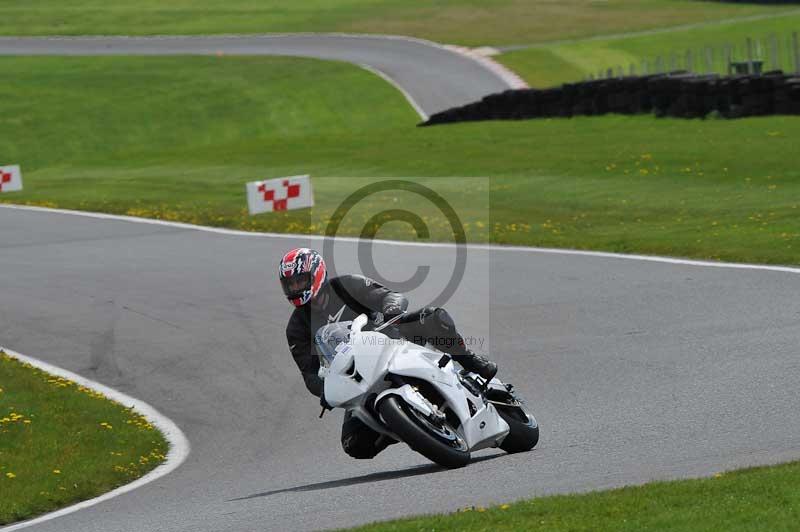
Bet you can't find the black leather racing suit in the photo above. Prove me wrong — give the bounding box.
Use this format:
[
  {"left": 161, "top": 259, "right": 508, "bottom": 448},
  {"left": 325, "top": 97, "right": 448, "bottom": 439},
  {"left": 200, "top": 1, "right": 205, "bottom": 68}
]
[{"left": 286, "top": 274, "right": 480, "bottom": 459}]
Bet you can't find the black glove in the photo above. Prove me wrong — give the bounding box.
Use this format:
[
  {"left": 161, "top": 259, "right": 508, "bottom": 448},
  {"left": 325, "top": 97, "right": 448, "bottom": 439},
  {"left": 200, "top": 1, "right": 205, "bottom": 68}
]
[
  {"left": 382, "top": 304, "right": 404, "bottom": 319},
  {"left": 370, "top": 311, "right": 386, "bottom": 326},
  {"left": 372, "top": 305, "right": 404, "bottom": 327}
]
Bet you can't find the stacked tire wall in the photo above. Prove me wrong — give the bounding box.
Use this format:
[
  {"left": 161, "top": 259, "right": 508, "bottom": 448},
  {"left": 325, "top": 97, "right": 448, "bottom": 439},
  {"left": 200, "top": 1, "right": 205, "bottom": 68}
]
[{"left": 421, "top": 72, "right": 800, "bottom": 126}]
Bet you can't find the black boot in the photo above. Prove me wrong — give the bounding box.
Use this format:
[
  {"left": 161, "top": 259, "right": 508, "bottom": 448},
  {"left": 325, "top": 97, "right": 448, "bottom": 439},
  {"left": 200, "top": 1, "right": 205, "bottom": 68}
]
[
  {"left": 456, "top": 351, "right": 498, "bottom": 381},
  {"left": 342, "top": 411, "right": 395, "bottom": 459}
]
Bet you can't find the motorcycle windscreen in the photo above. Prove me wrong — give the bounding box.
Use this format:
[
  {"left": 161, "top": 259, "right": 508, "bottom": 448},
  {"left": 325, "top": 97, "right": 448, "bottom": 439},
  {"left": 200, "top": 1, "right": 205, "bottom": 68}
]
[{"left": 314, "top": 321, "right": 352, "bottom": 368}]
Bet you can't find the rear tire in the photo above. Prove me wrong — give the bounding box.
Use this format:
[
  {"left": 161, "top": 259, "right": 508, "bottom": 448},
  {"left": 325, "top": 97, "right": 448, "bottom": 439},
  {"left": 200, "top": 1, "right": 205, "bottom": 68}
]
[
  {"left": 496, "top": 405, "right": 539, "bottom": 453},
  {"left": 378, "top": 396, "right": 471, "bottom": 469}
]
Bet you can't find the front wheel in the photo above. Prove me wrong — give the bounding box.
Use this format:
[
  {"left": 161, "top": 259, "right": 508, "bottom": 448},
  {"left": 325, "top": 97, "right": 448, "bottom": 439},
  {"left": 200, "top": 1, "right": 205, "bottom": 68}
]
[
  {"left": 496, "top": 405, "right": 539, "bottom": 453},
  {"left": 378, "top": 396, "right": 471, "bottom": 469}
]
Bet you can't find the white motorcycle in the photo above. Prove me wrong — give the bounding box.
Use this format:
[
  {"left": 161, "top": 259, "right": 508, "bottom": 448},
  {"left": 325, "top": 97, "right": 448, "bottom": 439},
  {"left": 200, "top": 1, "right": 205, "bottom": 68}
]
[{"left": 316, "top": 313, "right": 539, "bottom": 468}]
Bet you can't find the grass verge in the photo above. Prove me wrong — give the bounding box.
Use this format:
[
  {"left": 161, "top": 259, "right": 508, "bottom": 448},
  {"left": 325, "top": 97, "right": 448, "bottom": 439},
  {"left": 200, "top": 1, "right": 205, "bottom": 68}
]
[
  {"left": 343, "top": 460, "right": 800, "bottom": 531},
  {"left": 0, "top": 1, "right": 790, "bottom": 46},
  {"left": 500, "top": 11, "right": 800, "bottom": 87},
  {"left": 0, "top": 350, "right": 168, "bottom": 525},
  {"left": 1, "top": 56, "right": 800, "bottom": 265}
]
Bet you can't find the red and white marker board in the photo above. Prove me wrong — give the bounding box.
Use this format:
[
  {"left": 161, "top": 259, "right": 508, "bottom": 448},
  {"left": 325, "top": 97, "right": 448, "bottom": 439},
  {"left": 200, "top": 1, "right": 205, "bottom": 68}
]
[
  {"left": 0, "top": 165, "right": 22, "bottom": 193},
  {"left": 246, "top": 175, "right": 314, "bottom": 215}
]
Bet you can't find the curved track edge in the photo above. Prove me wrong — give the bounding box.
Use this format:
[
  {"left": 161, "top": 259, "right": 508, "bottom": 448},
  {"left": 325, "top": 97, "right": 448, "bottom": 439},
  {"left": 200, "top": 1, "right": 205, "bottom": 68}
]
[
  {"left": 0, "top": 32, "right": 526, "bottom": 91},
  {"left": 357, "top": 63, "right": 429, "bottom": 121},
  {"left": 0, "top": 347, "right": 191, "bottom": 532}
]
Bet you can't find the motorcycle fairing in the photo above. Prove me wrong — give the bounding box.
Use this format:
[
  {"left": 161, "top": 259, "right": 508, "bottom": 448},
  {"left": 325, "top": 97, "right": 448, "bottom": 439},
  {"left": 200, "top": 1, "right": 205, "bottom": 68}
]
[
  {"left": 324, "top": 331, "right": 398, "bottom": 407},
  {"left": 321, "top": 315, "right": 514, "bottom": 453},
  {"left": 381, "top": 347, "right": 510, "bottom": 451}
]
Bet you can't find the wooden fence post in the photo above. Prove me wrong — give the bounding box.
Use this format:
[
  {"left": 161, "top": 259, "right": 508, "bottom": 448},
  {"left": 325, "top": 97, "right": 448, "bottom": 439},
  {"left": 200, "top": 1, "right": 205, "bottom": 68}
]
[
  {"left": 725, "top": 44, "right": 733, "bottom": 74},
  {"left": 769, "top": 35, "right": 779, "bottom": 72}
]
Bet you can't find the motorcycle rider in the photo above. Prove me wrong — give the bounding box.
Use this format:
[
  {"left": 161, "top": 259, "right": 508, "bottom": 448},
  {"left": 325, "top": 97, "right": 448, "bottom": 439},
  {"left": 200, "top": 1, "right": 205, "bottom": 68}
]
[{"left": 279, "top": 247, "right": 497, "bottom": 459}]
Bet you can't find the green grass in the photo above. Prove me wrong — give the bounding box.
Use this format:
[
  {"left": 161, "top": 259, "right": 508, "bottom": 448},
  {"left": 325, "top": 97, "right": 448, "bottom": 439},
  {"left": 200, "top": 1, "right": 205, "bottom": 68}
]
[
  {"left": 0, "top": 351, "right": 168, "bottom": 525},
  {"left": 500, "top": 11, "right": 800, "bottom": 87},
  {"left": 344, "top": 460, "right": 800, "bottom": 531},
  {"left": 2, "top": 55, "right": 800, "bottom": 265},
  {"left": 0, "top": 0, "right": 791, "bottom": 46}
]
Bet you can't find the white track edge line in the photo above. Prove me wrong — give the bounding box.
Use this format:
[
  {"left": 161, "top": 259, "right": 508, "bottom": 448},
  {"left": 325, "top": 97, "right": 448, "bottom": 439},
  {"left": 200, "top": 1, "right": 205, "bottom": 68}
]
[
  {"left": 357, "top": 64, "right": 428, "bottom": 121},
  {"left": 442, "top": 44, "right": 528, "bottom": 90},
  {"left": 0, "top": 347, "right": 191, "bottom": 532},
  {"left": 2, "top": 202, "right": 799, "bottom": 275}
]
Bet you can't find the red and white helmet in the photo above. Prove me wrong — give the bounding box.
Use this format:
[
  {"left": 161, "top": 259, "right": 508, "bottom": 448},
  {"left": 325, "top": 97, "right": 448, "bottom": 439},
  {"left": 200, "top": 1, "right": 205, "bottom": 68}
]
[{"left": 279, "top": 248, "right": 327, "bottom": 306}]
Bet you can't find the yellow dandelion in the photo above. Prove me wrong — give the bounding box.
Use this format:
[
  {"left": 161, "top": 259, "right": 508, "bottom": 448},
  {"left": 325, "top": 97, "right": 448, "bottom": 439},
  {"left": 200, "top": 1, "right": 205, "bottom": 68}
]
[
  {"left": 53, "top": 470, "right": 61, "bottom": 474},
  {"left": 5, "top": 472, "right": 15, "bottom": 479},
  {"left": 500, "top": 504, "right": 511, "bottom": 510}
]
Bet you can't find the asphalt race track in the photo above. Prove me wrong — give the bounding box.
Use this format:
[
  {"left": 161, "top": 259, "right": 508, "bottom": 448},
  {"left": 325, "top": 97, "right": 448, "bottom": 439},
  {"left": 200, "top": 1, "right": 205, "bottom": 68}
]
[
  {"left": 2, "top": 32, "right": 800, "bottom": 532},
  {"left": 2, "top": 206, "right": 800, "bottom": 531},
  {"left": 0, "top": 35, "right": 513, "bottom": 117}
]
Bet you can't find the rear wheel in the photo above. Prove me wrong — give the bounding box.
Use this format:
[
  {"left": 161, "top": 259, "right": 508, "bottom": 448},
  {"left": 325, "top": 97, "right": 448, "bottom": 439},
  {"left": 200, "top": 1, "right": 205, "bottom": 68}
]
[
  {"left": 378, "top": 396, "right": 471, "bottom": 469},
  {"left": 496, "top": 405, "right": 539, "bottom": 453}
]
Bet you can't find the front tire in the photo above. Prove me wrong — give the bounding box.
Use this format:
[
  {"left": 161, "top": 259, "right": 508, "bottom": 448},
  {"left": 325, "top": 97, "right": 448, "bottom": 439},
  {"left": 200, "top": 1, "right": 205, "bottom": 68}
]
[
  {"left": 378, "top": 396, "right": 471, "bottom": 469},
  {"left": 496, "top": 405, "right": 539, "bottom": 453}
]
